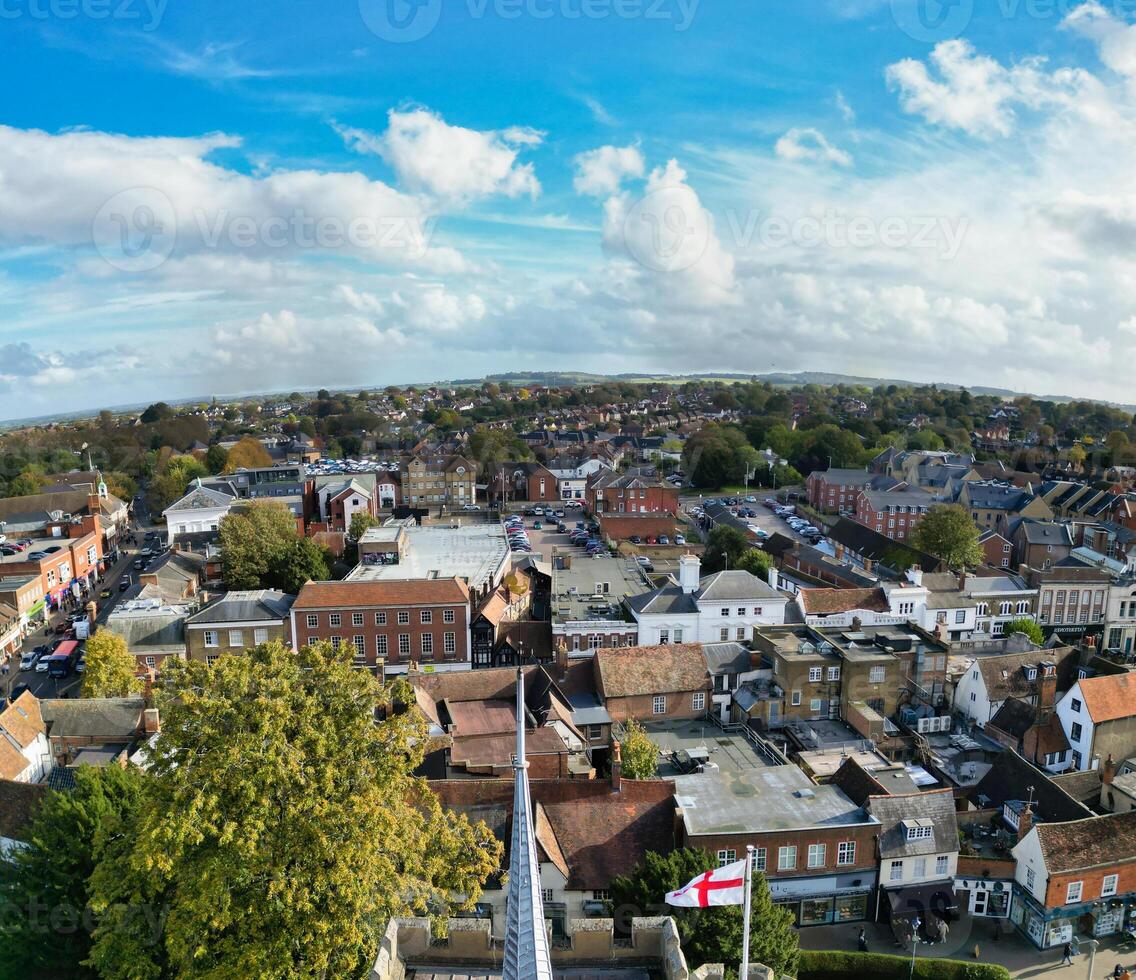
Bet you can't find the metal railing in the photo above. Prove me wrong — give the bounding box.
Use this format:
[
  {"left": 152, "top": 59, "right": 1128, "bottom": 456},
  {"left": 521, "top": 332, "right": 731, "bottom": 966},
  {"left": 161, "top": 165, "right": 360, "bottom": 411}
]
[{"left": 703, "top": 709, "right": 791, "bottom": 766}]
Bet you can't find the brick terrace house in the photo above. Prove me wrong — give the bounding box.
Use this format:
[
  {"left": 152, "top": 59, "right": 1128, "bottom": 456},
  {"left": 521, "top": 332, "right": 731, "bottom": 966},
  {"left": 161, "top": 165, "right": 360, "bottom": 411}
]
[
  {"left": 1012, "top": 810, "right": 1136, "bottom": 948},
  {"left": 673, "top": 764, "right": 880, "bottom": 926},
  {"left": 486, "top": 462, "right": 559, "bottom": 506},
  {"left": 806, "top": 468, "right": 876, "bottom": 515},
  {"left": 853, "top": 488, "right": 935, "bottom": 543},
  {"left": 585, "top": 472, "right": 678, "bottom": 516},
  {"left": 592, "top": 643, "right": 711, "bottom": 723},
  {"left": 290, "top": 578, "right": 471, "bottom": 675}
]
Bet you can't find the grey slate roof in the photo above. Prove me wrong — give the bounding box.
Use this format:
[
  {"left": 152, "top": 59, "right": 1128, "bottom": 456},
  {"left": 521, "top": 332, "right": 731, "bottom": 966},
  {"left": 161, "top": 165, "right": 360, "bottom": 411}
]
[
  {"left": 625, "top": 586, "right": 698, "bottom": 615},
  {"left": 696, "top": 570, "right": 782, "bottom": 602},
  {"left": 701, "top": 641, "right": 752, "bottom": 674},
  {"left": 164, "top": 485, "right": 234, "bottom": 512},
  {"left": 868, "top": 789, "right": 959, "bottom": 858},
  {"left": 40, "top": 698, "right": 145, "bottom": 739},
  {"left": 186, "top": 589, "right": 295, "bottom": 625}
]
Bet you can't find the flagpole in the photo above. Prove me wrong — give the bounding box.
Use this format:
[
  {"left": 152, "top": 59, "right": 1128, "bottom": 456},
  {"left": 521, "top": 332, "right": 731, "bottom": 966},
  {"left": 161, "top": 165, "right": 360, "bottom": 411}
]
[{"left": 741, "top": 845, "right": 754, "bottom": 980}]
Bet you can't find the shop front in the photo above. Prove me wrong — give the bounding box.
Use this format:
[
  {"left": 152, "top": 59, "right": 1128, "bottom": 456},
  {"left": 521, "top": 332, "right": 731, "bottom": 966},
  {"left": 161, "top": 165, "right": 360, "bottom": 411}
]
[
  {"left": 769, "top": 872, "right": 876, "bottom": 926},
  {"left": 1011, "top": 887, "right": 1136, "bottom": 948},
  {"left": 956, "top": 877, "right": 1013, "bottom": 919}
]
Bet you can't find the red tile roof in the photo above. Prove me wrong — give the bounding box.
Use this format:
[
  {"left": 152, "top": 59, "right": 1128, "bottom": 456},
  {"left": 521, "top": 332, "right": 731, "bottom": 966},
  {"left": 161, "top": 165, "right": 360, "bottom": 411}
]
[
  {"left": 797, "top": 587, "right": 890, "bottom": 615},
  {"left": 293, "top": 577, "right": 469, "bottom": 610},
  {"left": 594, "top": 644, "right": 709, "bottom": 699},
  {"left": 1077, "top": 673, "right": 1136, "bottom": 724},
  {"left": 1034, "top": 811, "right": 1136, "bottom": 874}
]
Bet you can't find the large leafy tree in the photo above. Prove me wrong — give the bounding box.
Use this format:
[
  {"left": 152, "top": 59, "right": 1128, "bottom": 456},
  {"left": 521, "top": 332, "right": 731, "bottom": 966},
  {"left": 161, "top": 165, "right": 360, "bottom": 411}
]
[
  {"left": 619, "top": 719, "right": 658, "bottom": 780},
  {"left": 223, "top": 436, "right": 274, "bottom": 473},
  {"left": 83, "top": 629, "right": 143, "bottom": 698},
  {"left": 608, "top": 849, "right": 797, "bottom": 978},
  {"left": 87, "top": 640, "right": 501, "bottom": 980},
  {"left": 1004, "top": 617, "right": 1044, "bottom": 645},
  {"left": 701, "top": 525, "right": 751, "bottom": 574},
  {"left": 219, "top": 501, "right": 328, "bottom": 592},
  {"left": 0, "top": 765, "right": 146, "bottom": 980},
  {"left": 911, "top": 504, "right": 983, "bottom": 570}
]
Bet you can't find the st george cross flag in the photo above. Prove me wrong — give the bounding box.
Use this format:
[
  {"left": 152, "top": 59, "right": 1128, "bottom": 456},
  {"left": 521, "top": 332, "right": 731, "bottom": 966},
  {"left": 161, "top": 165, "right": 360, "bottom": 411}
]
[{"left": 665, "top": 859, "right": 747, "bottom": 907}]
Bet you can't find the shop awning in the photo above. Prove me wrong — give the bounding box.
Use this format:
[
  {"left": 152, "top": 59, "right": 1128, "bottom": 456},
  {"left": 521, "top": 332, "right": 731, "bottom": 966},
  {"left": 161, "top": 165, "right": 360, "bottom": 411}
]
[{"left": 887, "top": 882, "right": 958, "bottom": 921}]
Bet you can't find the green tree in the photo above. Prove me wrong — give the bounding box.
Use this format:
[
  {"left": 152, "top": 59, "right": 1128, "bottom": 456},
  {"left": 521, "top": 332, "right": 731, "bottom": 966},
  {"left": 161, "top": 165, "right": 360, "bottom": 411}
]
[
  {"left": 86, "top": 641, "right": 502, "bottom": 980},
  {"left": 736, "top": 548, "right": 773, "bottom": 580},
  {"left": 149, "top": 454, "right": 208, "bottom": 510},
  {"left": 218, "top": 501, "right": 324, "bottom": 592},
  {"left": 619, "top": 719, "right": 658, "bottom": 779},
  {"left": 608, "top": 849, "right": 797, "bottom": 977},
  {"left": 83, "top": 630, "right": 143, "bottom": 698},
  {"left": 140, "top": 402, "right": 173, "bottom": 424},
  {"left": 911, "top": 504, "right": 983, "bottom": 570},
  {"left": 0, "top": 765, "right": 146, "bottom": 979},
  {"left": 204, "top": 443, "right": 229, "bottom": 474},
  {"left": 7, "top": 468, "right": 47, "bottom": 497},
  {"left": 1004, "top": 618, "right": 1044, "bottom": 645},
  {"left": 702, "top": 525, "right": 750, "bottom": 574}
]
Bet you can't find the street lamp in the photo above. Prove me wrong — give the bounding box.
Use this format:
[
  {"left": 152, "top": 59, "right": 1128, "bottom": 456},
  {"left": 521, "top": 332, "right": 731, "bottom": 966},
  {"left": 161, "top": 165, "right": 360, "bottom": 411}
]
[
  {"left": 721, "top": 551, "right": 729, "bottom": 571},
  {"left": 908, "top": 917, "right": 922, "bottom": 980}
]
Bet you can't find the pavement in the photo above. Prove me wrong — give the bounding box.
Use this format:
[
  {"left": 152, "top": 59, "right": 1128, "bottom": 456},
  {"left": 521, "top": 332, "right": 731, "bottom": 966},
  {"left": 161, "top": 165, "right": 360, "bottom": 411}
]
[{"left": 800, "top": 913, "right": 1136, "bottom": 979}]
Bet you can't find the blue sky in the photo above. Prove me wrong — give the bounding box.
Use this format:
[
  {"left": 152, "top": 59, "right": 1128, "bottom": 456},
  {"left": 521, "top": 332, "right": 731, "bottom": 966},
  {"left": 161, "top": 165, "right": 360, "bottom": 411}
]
[{"left": 2, "top": 0, "right": 1136, "bottom": 419}]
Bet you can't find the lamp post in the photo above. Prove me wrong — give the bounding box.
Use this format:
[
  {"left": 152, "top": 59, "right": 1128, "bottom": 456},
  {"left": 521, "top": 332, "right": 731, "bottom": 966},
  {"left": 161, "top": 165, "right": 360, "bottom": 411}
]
[
  {"left": 908, "top": 917, "right": 922, "bottom": 980},
  {"left": 722, "top": 551, "right": 729, "bottom": 571}
]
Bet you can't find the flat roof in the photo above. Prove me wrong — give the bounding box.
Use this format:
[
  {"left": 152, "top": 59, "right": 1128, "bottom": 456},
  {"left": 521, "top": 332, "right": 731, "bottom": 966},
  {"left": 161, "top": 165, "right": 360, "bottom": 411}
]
[
  {"left": 348, "top": 524, "right": 510, "bottom": 592},
  {"left": 643, "top": 719, "right": 779, "bottom": 776},
  {"left": 550, "top": 554, "right": 647, "bottom": 625},
  {"left": 797, "top": 746, "right": 896, "bottom": 780},
  {"left": 674, "top": 765, "right": 875, "bottom": 836},
  {"left": 0, "top": 536, "right": 71, "bottom": 567}
]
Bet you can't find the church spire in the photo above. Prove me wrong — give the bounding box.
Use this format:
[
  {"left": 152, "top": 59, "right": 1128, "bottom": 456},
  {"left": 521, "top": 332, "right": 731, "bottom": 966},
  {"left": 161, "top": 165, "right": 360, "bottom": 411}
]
[{"left": 502, "top": 668, "right": 554, "bottom": 980}]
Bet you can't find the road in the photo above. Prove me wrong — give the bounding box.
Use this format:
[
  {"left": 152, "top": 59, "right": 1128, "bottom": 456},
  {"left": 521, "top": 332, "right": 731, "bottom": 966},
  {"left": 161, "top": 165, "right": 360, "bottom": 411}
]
[{"left": 3, "top": 497, "right": 159, "bottom": 703}]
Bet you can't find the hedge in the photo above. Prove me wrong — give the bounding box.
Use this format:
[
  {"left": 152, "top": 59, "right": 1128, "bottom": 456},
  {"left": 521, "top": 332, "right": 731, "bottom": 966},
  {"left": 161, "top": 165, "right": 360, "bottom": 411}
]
[{"left": 798, "top": 950, "right": 1012, "bottom": 980}]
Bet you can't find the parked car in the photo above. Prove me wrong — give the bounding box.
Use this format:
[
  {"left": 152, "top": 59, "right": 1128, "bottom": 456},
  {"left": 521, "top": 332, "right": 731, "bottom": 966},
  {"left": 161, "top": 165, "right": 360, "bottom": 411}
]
[
  {"left": 35, "top": 655, "right": 51, "bottom": 673},
  {"left": 100, "top": 588, "right": 113, "bottom": 601},
  {"left": 532, "top": 507, "right": 545, "bottom": 516},
  {"left": 461, "top": 503, "right": 480, "bottom": 511},
  {"left": 76, "top": 656, "right": 86, "bottom": 674},
  {"left": 745, "top": 495, "right": 757, "bottom": 503},
  {"left": 674, "top": 534, "right": 686, "bottom": 546},
  {"left": 19, "top": 648, "right": 41, "bottom": 671},
  {"left": 532, "top": 522, "right": 543, "bottom": 530},
  {"left": 658, "top": 535, "right": 670, "bottom": 545},
  {"left": 554, "top": 509, "right": 566, "bottom": 518},
  {"left": 119, "top": 575, "right": 132, "bottom": 592},
  {"left": 629, "top": 535, "right": 642, "bottom": 544}
]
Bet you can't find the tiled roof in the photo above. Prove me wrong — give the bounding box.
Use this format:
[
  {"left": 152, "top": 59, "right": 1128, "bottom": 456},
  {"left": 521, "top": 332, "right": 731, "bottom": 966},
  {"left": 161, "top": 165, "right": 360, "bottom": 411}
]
[
  {"left": 0, "top": 691, "right": 44, "bottom": 750},
  {"left": 292, "top": 577, "right": 469, "bottom": 610},
  {"left": 832, "top": 757, "right": 888, "bottom": 806},
  {"left": 1077, "top": 673, "right": 1136, "bottom": 724},
  {"left": 868, "top": 788, "right": 958, "bottom": 858},
  {"left": 976, "top": 650, "right": 1068, "bottom": 703},
  {"left": 987, "top": 697, "right": 1036, "bottom": 740},
  {"left": 797, "top": 587, "right": 890, "bottom": 615},
  {"left": 40, "top": 698, "right": 145, "bottom": 740},
  {"left": 971, "top": 750, "right": 1091, "bottom": 823},
  {"left": 1034, "top": 811, "right": 1136, "bottom": 874},
  {"left": 594, "top": 644, "right": 709, "bottom": 698}
]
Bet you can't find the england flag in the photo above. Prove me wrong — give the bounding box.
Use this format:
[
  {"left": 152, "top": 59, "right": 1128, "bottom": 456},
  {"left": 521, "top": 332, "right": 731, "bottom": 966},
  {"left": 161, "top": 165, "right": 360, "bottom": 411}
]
[{"left": 665, "top": 859, "right": 747, "bottom": 908}]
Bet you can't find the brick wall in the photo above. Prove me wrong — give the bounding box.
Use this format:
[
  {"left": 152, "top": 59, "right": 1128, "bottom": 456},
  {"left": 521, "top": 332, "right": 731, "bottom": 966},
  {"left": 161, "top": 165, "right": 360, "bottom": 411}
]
[
  {"left": 295, "top": 602, "right": 470, "bottom": 669},
  {"left": 683, "top": 823, "right": 879, "bottom": 880},
  {"left": 604, "top": 687, "right": 709, "bottom": 723}
]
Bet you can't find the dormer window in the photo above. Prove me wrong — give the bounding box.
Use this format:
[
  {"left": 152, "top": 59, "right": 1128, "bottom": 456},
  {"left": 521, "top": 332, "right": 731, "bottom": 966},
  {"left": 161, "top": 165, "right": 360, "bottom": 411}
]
[
  {"left": 1026, "top": 668, "right": 1037, "bottom": 681},
  {"left": 903, "top": 819, "right": 935, "bottom": 841}
]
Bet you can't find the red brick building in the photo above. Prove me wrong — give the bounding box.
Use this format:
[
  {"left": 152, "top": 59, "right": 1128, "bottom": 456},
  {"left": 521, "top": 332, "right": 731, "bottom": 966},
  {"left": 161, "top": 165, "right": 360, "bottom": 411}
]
[
  {"left": 978, "top": 529, "right": 1014, "bottom": 569},
  {"left": 290, "top": 578, "right": 471, "bottom": 674},
  {"left": 586, "top": 472, "right": 678, "bottom": 516},
  {"left": 853, "top": 488, "right": 935, "bottom": 543},
  {"left": 806, "top": 468, "right": 875, "bottom": 514},
  {"left": 593, "top": 643, "right": 710, "bottom": 723},
  {"left": 487, "top": 462, "right": 559, "bottom": 506}
]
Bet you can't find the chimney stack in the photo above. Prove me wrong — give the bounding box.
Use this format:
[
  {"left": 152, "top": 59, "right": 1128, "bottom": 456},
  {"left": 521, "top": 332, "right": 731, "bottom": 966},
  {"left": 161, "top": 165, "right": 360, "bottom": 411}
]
[
  {"left": 678, "top": 554, "right": 701, "bottom": 594},
  {"left": 142, "top": 708, "right": 160, "bottom": 735},
  {"left": 554, "top": 637, "right": 569, "bottom": 680},
  {"left": 611, "top": 740, "right": 622, "bottom": 793},
  {"left": 1036, "top": 663, "right": 1058, "bottom": 712},
  {"left": 907, "top": 564, "right": 923, "bottom": 587},
  {"left": 852, "top": 616, "right": 862, "bottom": 631},
  {"left": 1103, "top": 755, "right": 1117, "bottom": 786},
  {"left": 1017, "top": 803, "right": 1034, "bottom": 842}
]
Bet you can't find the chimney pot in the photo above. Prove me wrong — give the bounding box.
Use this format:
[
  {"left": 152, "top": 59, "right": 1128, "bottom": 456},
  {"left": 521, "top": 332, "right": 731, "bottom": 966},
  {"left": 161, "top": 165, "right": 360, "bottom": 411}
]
[{"left": 611, "top": 740, "right": 622, "bottom": 793}]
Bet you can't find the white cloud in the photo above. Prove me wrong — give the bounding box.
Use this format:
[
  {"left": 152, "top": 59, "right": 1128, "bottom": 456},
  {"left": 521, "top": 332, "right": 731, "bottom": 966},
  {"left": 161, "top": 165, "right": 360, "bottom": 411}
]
[
  {"left": 1065, "top": 2, "right": 1136, "bottom": 79},
  {"left": 774, "top": 127, "right": 853, "bottom": 167},
  {"left": 573, "top": 144, "right": 646, "bottom": 196},
  {"left": 886, "top": 40, "right": 1072, "bottom": 138},
  {"left": 337, "top": 109, "right": 542, "bottom": 204}
]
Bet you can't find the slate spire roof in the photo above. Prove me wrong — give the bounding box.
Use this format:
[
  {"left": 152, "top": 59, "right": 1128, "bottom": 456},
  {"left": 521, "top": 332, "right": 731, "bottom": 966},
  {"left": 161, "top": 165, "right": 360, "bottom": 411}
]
[{"left": 502, "top": 669, "right": 554, "bottom": 980}]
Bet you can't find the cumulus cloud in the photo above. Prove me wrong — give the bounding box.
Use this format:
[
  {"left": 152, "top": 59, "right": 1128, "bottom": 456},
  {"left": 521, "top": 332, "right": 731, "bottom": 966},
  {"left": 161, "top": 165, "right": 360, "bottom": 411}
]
[
  {"left": 336, "top": 109, "right": 542, "bottom": 204},
  {"left": 1065, "top": 2, "right": 1136, "bottom": 79},
  {"left": 774, "top": 128, "right": 852, "bottom": 166},
  {"left": 573, "top": 144, "right": 645, "bottom": 196}
]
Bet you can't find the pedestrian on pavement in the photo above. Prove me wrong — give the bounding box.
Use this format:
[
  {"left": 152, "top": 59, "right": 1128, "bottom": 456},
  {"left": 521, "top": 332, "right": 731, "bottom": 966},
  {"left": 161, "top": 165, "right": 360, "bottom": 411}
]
[
  {"left": 1062, "top": 942, "right": 1074, "bottom": 966},
  {"left": 857, "top": 928, "right": 868, "bottom": 953}
]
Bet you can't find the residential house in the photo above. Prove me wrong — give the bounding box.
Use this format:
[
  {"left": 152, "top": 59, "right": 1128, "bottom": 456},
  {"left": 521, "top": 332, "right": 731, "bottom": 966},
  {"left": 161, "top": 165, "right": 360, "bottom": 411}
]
[
  {"left": 0, "top": 692, "right": 51, "bottom": 783},
  {"left": 1012, "top": 810, "right": 1136, "bottom": 948},
  {"left": 953, "top": 647, "right": 1076, "bottom": 729},
  {"left": 826, "top": 517, "right": 944, "bottom": 577},
  {"left": 1055, "top": 672, "right": 1136, "bottom": 772},
  {"left": 105, "top": 599, "right": 192, "bottom": 674},
  {"left": 585, "top": 471, "right": 678, "bottom": 516},
  {"left": 853, "top": 488, "right": 936, "bottom": 543},
  {"left": 956, "top": 482, "right": 1052, "bottom": 532},
  {"left": 290, "top": 578, "right": 472, "bottom": 674},
  {"left": 672, "top": 764, "right": 880, "bottom": 926},
  {"left": 486, "top": 462, "right": 559, "bottom": 506},
  {"left": 625, "top": 556, "right": 788, "bottom": 646},
  {"left": 978, "top": 529, "right": 1015, "bottom": 570},
  {"left": 184, "top": 590, "right": 295, "bottom": 663},
  {"left": 968, "top": 571, "right": 1038, "bottom": 639},
  {"left": 805, "top": 468, "right": 876, "bottom": 515},
  {"left": 1010, "top": 520, "right": 1074, "bottom": 571},
  {"left": 592, "top": 643, "right": 711, "bottom": 723},
  {"left": 547, "top": 455, "right": 612, "bottom": 502},
  {"left": 1105, "top": 579, "right": 1136, "bottom": 657},
  {"left": 702, "top": 641, "right": 760, "bottom": 724},
  {"left": 38, "top": 697, "right": 156, "bottom": 768}
]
